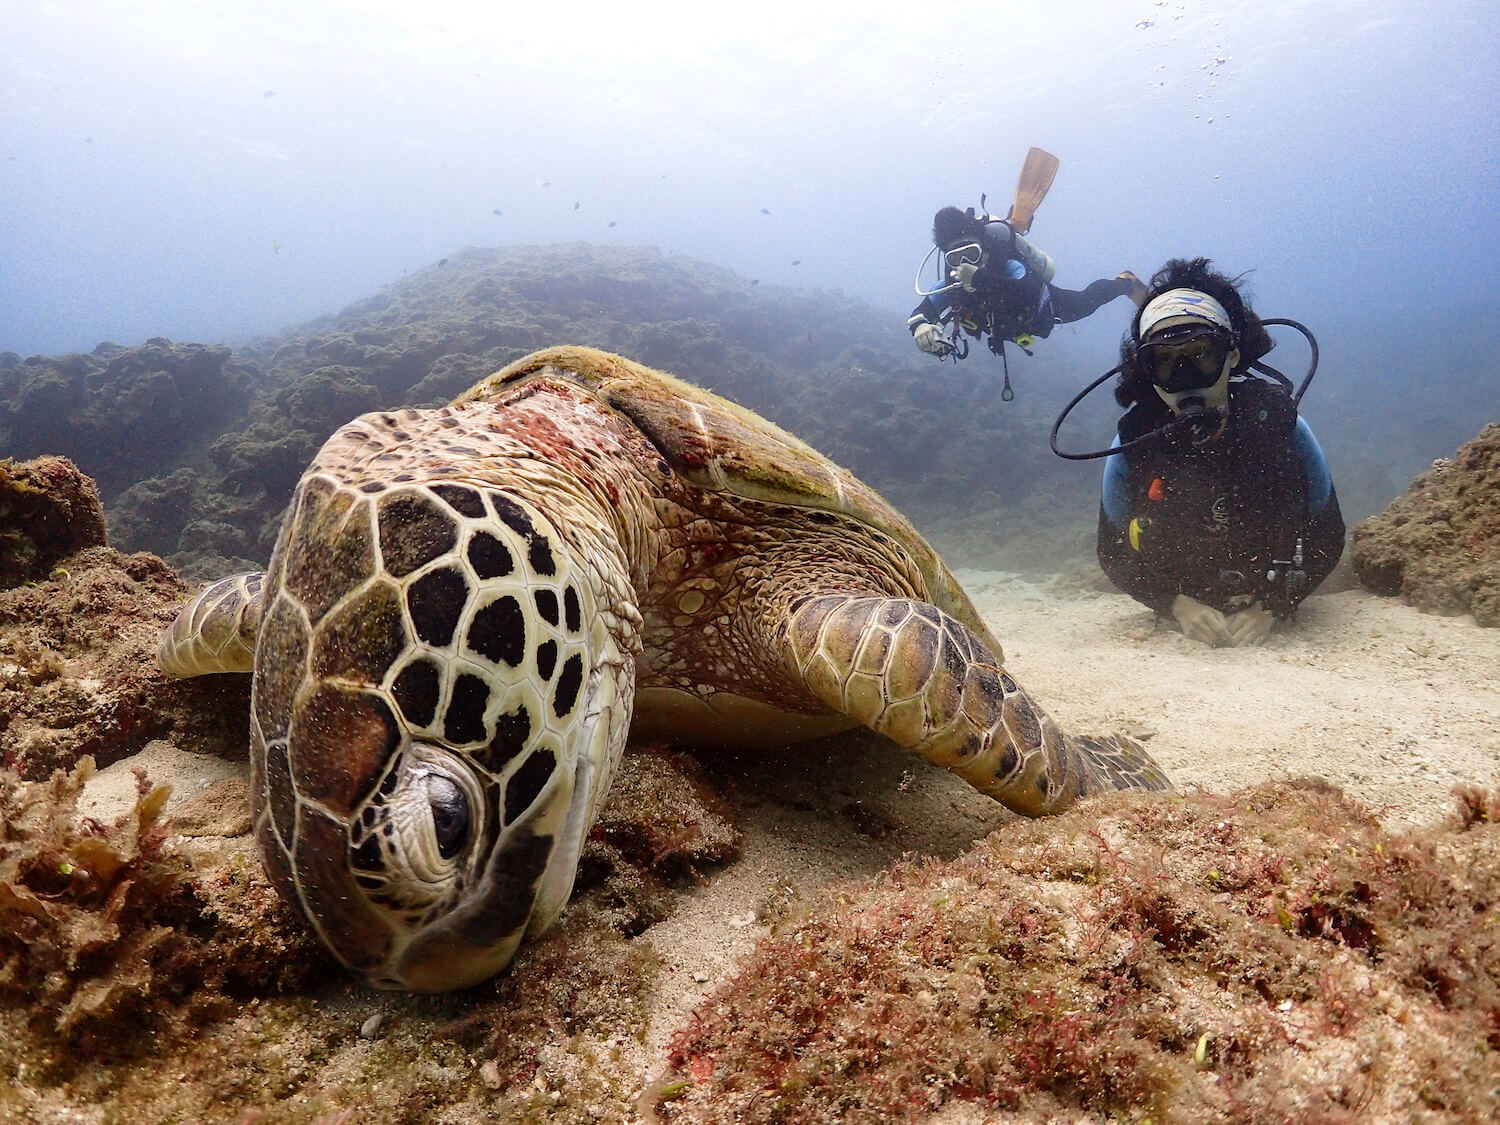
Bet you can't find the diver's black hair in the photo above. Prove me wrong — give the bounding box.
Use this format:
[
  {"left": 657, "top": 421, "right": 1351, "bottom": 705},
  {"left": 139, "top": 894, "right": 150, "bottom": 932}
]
[
  {"left": 1114, "top": 257, "right": 1275, "bottom": 408},
  {"left": 932, "top": 206, "right": 987, "bottom": 249}
]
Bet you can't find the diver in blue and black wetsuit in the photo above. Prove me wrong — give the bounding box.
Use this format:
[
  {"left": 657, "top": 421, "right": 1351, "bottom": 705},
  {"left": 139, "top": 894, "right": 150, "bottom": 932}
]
[
  {"left": 1096, "top": 258, "right": 1345, "bottom": 647},
  {"left": 908, "top": 206, "right": 1144, "bottom": 359}
]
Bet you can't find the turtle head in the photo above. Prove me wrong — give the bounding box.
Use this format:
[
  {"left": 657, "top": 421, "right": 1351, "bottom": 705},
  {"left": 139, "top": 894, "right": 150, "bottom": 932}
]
[{"left": 250, "top": 469, "right": 628, "bottom": 991}]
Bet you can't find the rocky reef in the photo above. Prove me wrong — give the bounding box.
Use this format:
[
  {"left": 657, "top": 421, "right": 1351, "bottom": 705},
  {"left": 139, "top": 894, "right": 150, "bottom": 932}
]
[
  {"left": 1351, "top": 422, "right": 1500, "bottom": 625},
  {"left": 5, "top": 244, "right": 1496, "bottom": 598},
  {"left": 657, "top": 780, "right": 1500, "bottom": 1125},
  {"left": 0, "top": 456, "right": 108, "bottom": 588},
  {"left": 1, "top": 245, "right": 1108, "bottom": 582},
  {"left": 1, "top": 378, "right": 1497, "bottom": 1123},
  {"left": 0, "top": 457, "right": 252, "bottom": 780},
  {"left": 0, "top": 340, "right": 263, "bottom": 499}
]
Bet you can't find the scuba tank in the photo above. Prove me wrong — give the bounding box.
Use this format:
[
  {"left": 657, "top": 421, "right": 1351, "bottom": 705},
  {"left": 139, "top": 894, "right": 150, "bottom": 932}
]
[{"left": 1004, "top": 226, "right": 1056, "bottom": 284}]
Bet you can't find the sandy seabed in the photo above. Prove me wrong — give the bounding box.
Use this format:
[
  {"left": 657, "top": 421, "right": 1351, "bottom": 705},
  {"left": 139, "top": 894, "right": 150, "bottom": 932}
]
[
  {"left": 960, "top": 572, "right": 1499, "bottom": 833},
  {"left": 53, "top": 574, "right": 1499, "bottom": 1123},
  {"left": 631, "top": 574, "right": 1500, "bottom": 1064}
]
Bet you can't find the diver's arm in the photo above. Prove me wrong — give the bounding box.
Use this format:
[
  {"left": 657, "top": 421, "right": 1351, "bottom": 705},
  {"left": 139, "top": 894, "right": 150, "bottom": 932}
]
[
  {"left": 909, "top": 294, "right": 945, "bottom": 330},
  {"left": 1097, "top": 452, "right": 1181, "bottom": 615},
  {"left": 1289, "top": 419, "right": 1347, "bottom": 602}
]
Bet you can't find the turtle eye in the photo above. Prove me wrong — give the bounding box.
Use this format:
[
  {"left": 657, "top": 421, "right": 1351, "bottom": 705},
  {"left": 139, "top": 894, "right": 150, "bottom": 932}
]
[{"left": 426, "top": 773, "right": 470, "bottom": 859}]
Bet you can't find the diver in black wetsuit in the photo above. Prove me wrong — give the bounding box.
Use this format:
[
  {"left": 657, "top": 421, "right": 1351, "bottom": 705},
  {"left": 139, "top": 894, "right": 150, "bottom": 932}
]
[
  {"left": 908, "top": 206, "right": 1144, "bottom": 358},
  {"left": 1096, "top": 258, "right": 1345, "bottom": 647}
]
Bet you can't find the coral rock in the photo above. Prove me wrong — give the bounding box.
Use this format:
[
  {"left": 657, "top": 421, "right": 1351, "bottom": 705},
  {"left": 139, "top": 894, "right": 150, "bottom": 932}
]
[
  {"left": 1351, "top": 422, "right": 1500, "bottom": 625},
  {"left": 0, "top": 456, "right": 108, "bottom": 589}
]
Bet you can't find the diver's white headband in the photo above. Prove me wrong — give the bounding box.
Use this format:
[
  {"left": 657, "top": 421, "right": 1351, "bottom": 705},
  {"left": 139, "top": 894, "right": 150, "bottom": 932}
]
[{"left": 1138, "top": 289, "right": 1232, "bottom": 339}]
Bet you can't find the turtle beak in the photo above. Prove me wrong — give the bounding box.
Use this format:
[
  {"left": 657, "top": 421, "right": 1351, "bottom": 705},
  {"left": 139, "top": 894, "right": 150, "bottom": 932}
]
[
  {"left": 382, "top": 658, "right": 628, "bottom": 991},
  {"left": 388, "top": 757, "right": 577, "bottom": 992}
]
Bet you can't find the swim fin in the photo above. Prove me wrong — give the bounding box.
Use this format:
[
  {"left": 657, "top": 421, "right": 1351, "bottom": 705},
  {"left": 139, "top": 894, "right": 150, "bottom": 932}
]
[{"left": 1008, "top": 147, "right": 1059, "bottom": 235}]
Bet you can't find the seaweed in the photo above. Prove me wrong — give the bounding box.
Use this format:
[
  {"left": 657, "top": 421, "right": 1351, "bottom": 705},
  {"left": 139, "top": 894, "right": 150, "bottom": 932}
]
[
  {"left": 0, "top": 756, "right": 329, "bottom": 1075},
  {"left": 653, "top": 781, "right": 1500, "bottom": 1124}
]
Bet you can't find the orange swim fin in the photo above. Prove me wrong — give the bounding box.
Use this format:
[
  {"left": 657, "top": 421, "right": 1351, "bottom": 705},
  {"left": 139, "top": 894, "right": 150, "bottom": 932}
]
[{"left": 1008, "top": 147, "right": 1060, "bottom": 235}]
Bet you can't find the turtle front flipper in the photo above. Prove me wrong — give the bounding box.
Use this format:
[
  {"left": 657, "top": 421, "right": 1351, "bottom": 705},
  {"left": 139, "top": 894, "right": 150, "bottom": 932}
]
[
  {"left": 157, "top": 572, "right": 266, "bottom": 677},
  {"left": 783, "top": 594, "right": 1171, "bottom": 816}
]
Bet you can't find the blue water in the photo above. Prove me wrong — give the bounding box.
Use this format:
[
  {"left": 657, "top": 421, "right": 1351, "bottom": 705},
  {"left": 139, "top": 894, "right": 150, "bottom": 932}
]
[{"left": 2, "top": 1, "right": 1496, "bottom": 435}]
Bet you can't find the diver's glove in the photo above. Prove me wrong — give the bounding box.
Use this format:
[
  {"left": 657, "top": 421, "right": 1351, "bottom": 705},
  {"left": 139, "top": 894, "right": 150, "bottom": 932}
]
[
  {"left": 953, "top": 261, "right": 980, "bottom": 291},
  {"left": 1170, "top": 594, "right": 1234, "bottom": 647},
  {"left": 912, "top": 321, "right": 946, "bottom": 355},
  {"left": 1226, "top": 602, "right": 1275, "bottom": 647}
]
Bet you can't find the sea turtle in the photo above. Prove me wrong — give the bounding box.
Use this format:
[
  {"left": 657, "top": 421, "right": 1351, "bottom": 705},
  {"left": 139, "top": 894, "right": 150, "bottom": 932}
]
[{"left": 158, "top": 345, "right": 1171, "bottom": 992}]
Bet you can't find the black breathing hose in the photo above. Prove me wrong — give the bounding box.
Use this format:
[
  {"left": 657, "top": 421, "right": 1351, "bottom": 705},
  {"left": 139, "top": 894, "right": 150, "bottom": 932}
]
[{"left": 1048, "top": 318, "right": 1320, "bottom": 461}]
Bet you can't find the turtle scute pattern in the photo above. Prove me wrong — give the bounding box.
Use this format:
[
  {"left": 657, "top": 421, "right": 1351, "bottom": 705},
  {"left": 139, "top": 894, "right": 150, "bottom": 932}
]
[
  {"left": 782, "top": 593, "right": 1169, "bottom": 816},
  {"left": 246, "top": 424, "right": 633, "bottom": 990},
  {"left": 157, "top": 572, "right": 263, "bottom": 676},
  {"left": 156, "top": 346, "right": 1171, "bottom": 993}
]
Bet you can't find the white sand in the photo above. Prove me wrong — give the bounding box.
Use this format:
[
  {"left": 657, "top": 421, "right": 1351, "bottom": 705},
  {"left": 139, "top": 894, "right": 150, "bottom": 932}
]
[
  {"left": 80, "top": 577, "right": 1500, "bottom": 1097},
  {"left": 965, "top": 573, "right": 1500, "bottom": 830},
  {"left": 632, "top": 574, "right": 1500, "bottom": 1062}
]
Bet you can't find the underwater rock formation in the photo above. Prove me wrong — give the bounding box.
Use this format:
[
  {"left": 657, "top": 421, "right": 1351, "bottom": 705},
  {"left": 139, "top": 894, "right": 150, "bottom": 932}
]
[
  {"left": 0, "top": 456, "right": 108, "bottom": 588},
  {"left": 656, "top": 781, "right": 1500, "bottom": 1125},
  {"left": 0, "top": 339, "right": 263, "bottom": 499},
  {"left": 2, "top": 246, "right": 1091, "bottom": 581},
  {"left": 0, "top": 457, "right": 250, "bottom": 778},
  {"left": 1351, "top": 422, "right": 1500, "bottom": 625}
]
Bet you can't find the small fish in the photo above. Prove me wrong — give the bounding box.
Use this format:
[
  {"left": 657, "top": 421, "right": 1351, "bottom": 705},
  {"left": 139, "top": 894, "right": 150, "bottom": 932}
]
[
  {"left": 792, "top": 259, "right": 800, "bottom": 266},
  {"left": 264, "top": 89, "right": 276, "bottom": 98},
  {"left": 542, "top": 181, "right": 552, "bottom": 188},
  {"left": 492, "top": 208, "right": 502, "bottom": 216},
  {"left": 760, "top": 207, "right": 770, "bottom": 215},
  {"left": 608, "top": 221, "right": 617, "bottom": 228},
  {"left": 751, "top": 279, "right": 760, "bottom": 285},
  {"left": 574, "top": 202, "right": 580, "bottom": 210},
  {"left": 438, "top": 258, "right": 448, "bottom": 266}
]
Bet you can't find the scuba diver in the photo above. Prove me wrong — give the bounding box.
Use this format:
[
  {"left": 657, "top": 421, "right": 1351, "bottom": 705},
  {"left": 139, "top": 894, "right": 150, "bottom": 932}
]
[
  {"left": 908, "top": 205, "right": 1147, "bottom": 398},
  {"left": 1051, "top": 257, "right": 1345, "bottom": 647}
]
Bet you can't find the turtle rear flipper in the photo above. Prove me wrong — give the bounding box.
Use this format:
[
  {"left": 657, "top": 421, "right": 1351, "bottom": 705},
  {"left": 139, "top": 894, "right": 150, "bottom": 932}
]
[
  {"left": 157, "top": 572, "right": 266, "bottom": 677},
  {"left": 782, "top": 593, "right": 1171, "bottom": 816}
]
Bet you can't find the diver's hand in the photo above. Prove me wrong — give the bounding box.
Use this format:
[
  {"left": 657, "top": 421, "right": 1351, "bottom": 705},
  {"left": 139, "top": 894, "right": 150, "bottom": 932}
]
[
  {"left": 913, "top": 321, "right": 946, "bottom": 355},
  {"left": 953, "top": 261, "right": 980, "bottom": 291},
  {"left": 1226, "top": 602, "right": 1275, "bottom": 647},
  {"left": 1171, "top": 594, "right": 1234, "bottom": 647}
]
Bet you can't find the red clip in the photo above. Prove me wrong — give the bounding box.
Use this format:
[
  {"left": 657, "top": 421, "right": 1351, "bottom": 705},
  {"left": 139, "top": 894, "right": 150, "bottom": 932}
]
[{"left": 1148, "top": 477, "right": 1166, "bottom": 502}]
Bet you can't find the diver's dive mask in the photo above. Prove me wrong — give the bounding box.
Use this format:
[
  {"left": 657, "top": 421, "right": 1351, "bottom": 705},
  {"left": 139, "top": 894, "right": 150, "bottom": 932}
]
[
  {"left": 1140, "top": 322, "right": 1235, "bottom": 394},
  {"left": 943, "top": 242, "right": 984, "bottom": 272},
  {"left": 915, "top": 240, "right": 986, "bottom": 297},
  {"left": 1135, "top": 290, "right": 1241, "bottom": 440},
  {"left": 1141, "top": 322, "right": 1238, "bottom": 443}
]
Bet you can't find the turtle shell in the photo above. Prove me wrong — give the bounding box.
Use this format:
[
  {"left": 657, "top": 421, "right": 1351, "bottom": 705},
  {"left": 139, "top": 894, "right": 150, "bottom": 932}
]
[{"left": 455, "top": 346, "right": 1000, "bottom": 657}]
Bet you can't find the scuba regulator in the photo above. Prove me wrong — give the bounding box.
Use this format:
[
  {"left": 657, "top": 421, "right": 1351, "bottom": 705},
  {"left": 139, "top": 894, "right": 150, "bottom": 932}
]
[{"left": 1049, "top": 318, "right": 1321, "bottom": 461}]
